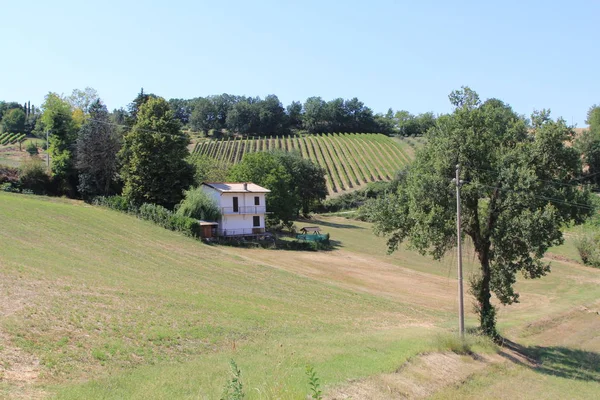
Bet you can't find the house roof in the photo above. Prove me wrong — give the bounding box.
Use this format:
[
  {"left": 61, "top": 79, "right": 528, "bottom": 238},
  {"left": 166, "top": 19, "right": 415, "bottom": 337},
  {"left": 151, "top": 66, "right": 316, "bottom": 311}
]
[{"left": 202, "top": 182, "right": 271, "bottom": 193}]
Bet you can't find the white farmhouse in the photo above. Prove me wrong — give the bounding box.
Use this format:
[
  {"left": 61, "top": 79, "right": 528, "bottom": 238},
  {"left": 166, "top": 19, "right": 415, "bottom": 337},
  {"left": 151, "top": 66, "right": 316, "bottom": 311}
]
[{"left": 201, "top": 182, "right": 270, "bottom": 237}]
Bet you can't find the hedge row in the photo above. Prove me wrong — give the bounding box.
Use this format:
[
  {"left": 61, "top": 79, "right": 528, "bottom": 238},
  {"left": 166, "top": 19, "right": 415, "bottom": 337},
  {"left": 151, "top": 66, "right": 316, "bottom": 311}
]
[{"left": 93, "top": 196, "right": 202, "bottom": 238}]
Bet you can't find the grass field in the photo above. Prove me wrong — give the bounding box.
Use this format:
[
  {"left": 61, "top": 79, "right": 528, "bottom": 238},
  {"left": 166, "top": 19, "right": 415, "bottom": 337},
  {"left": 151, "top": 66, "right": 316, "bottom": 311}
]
[
  {"left": 1, "top": 193, "right": 599, "bottom": 399},
  {"left": 0, "top": 138, "right": 48, "bottom": 168}
]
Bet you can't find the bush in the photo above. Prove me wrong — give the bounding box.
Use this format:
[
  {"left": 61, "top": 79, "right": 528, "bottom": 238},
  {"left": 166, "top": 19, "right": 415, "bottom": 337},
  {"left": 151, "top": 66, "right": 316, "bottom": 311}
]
[
  {"left": 93, "top": 195, "right": 137, "bottom": 213},
  {"left": 93, "top": 197, "right": 202, "bottom": 238},
  {"left": 26, "top": 141, "right": 39, "bottom": 156},
  {"left": 175, "top": 186, "right": 221, "bottom": 221},
  {"left": 574, "top": 233, "right": 600, "bottom": 268},
  {"left": 0, "top": 164, "right": 19, "bottom": 185},
  {"left": 18, "top": 157, "right": 50, "bottom": 194}
]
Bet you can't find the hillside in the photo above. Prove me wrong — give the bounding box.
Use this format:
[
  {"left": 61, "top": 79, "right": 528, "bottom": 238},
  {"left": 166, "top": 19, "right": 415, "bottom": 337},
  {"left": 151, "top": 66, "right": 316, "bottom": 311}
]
[
  {"left": 1, "top": 193, "right": 599, "bottom": 399},
  {"left": 191, "top": 133, "right": 421, "bottom": 196}
]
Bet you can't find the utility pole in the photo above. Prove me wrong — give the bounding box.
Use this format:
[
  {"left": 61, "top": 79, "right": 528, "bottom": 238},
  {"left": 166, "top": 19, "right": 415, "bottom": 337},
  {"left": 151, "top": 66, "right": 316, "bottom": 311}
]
[
  {"left": 454, "top": 164, "right": 465, "bottom": 337},
  {"left": 46, "top": 130, "right": 50, "bottom": 169}
]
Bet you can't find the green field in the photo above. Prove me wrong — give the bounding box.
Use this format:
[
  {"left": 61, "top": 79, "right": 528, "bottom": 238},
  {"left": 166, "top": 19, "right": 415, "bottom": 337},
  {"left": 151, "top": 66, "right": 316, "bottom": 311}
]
[
  {"left": 1, "top": 193, "right": 599, "bottom": 399},
  {"left": 0, "top": 138, "right": 48, "bottom": 168},
  {"left": 191, "top": 133, "right": 418, "bottom": 196}
]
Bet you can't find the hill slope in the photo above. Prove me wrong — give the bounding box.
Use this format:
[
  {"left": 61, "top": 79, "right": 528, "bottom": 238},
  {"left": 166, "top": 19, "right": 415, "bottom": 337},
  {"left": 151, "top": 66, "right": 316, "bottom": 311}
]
[
  {"left": 1, "top": 193, "right": 599, "bottom": 399},
  {"left": 0, "top": 193, "right": 448, "bottom": 399},
  {"left": 191, "top": 133, "right": 417, "bottom": 196}
]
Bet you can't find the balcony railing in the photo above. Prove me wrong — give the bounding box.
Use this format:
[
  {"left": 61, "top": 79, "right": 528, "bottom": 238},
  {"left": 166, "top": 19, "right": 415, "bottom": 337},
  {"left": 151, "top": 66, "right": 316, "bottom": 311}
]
[
  {"left": 221, "top": 206, "right": 267, "bottom": 215},
  {"left": 221, "top": 228, "right": 265, "bottom": 236}
]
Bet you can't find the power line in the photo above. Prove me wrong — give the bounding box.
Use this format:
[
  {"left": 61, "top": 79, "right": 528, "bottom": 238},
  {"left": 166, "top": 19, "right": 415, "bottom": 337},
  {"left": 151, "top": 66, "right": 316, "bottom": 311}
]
[
  {"left": 466, "top": 166, "right": 594, "bottom": 190},
  {"left": 85, "top": 117, "right": 188, "bottom": 138},
  {"left": 474, "top": 182, "right": 596, "bottom": 212}
]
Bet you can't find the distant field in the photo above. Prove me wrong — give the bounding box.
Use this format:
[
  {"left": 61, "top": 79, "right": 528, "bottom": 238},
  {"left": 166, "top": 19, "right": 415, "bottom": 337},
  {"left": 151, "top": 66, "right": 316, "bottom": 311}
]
[
  {"left": 1, "top": 193, "right": 598, "bottom": 399},
  {"left": 0, "top": 138, "right": 48, "bottom": 168},
  {"left": 191, "top": 133, "right": 421, "bottom": 196}
]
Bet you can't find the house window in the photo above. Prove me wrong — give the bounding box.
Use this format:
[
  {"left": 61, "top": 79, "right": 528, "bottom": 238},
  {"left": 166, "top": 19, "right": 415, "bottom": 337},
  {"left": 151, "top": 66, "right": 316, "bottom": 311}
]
[
  {"left": 254, "top": 196, "right": 260, "bottom": 206},
  {"left": 233, "top": 197, "right": 239, "bottom": 212},
  {"left": 253, "top": 216, "right": 260, "bottom": 227}
]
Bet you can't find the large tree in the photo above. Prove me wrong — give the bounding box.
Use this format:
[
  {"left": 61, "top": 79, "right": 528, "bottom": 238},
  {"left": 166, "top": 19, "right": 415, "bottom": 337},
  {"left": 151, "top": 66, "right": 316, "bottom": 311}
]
[
  {"left": 120, "top": 97, "right": 194, "bottom": 208},
  {"left": 272, "top": 151, "right": 327, "bottom": 216},
  {"left": 575, "top": 104, "right": 600, "bottom": 187},
  {"left": 366, "top": 87, "right": 592, "bottom": 338},
  {"left": 587, "top": 104, "right": 600, "bottom": 135},
  {"left": 41, "top": 93, "right": 79, "bottom": 194},
  {"left": 1, "top": 107, "right": 26, "bottom": 133},
  {"left": 227, "top": 152, "right": 297, "bottom": 225},
  {"left": 76, "top": 100, "right": 120, "bottom": 197}
]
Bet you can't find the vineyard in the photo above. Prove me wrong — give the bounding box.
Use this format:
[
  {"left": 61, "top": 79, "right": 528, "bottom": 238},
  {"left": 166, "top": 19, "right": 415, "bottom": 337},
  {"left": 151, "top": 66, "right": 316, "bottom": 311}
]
[
  {"left": 191, "top": 133, "right": 420, "bottom": 196},
  {"left": 0, "top": 132, "right": 26, "bottom": 146}
]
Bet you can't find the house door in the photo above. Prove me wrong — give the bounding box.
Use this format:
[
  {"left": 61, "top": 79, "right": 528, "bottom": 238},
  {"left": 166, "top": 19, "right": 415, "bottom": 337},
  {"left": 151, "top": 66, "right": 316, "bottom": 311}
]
[{"left": 233, "top": 197, "right": 239, "bottom": 213}]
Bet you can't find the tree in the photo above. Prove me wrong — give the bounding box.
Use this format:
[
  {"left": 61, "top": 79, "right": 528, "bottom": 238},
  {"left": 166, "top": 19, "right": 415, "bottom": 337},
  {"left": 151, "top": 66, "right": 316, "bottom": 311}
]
[
  {"left": 272, "top": 151, "right": 327, "bottom": 216},
  {"left": 586, "top": 105, "right": 600, "bottom": 135},
  {"left": 1, "top": 108, "right": 26, "bottom": 133},
  {"left": 68, "top": 87, "right": 99, "bottom": 114},
  {"left": 175, "top": 186, "right": 221, "bottom": 221},
  {"left": 41, "top": 93, "right": 78, "bottom": 194},
  {"left": 76, "top": 99, "right": 120, "bottom": 197},
  {"left": 366, "top": 87, "right": 592, "bottom": 338},
  {"left": 227, "top": 152, "right": 296, "bottom": 224},
  {"left": 0, "top": 101, "right": 22, "bottom": 122},
  {"left": 128, "top": 88, "right": 156, "bottom": 122},
  {"left": 226, "top": 100, "right": 259, "bottom": 135},
  {"left": 168, "top": 98, "right": 193, "bottom": 126},
  {"left": 191, "top": 155, "right": 231, "bottom": 185},
  {"left": 286, "top": 101, "right": 303, "bottom": 130},
  {"left": 189, "top": 97, "right": 218, "bottom": 132},
  {"left": 120, "top": 97, "right": 193, "bottom": 208},
  {"left": 575, "top": 105, "right": 600, "bottom": 188},
  {"left": 303, "top": 97, "right": 327, "bottom": 133}
]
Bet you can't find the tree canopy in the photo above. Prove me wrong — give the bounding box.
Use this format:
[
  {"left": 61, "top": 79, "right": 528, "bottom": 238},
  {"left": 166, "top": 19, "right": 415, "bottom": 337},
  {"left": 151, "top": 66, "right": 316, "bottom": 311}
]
[
  {"left": 227, "top": 152, "right": 297, "bottom": 225},
  {"left": 76, "top": 100, "right": 120, "bottom": 197},
  {"left": 41, "top": 92, "right": 79, "bottom": 194},
  {"left": 0, "top": 107, "right": 26, "bottom": 133},
  {"left": 120, "top": 97, "right": 194, "bottom": 208},
  {"left": 365, "top": 87, "right": 592, "bottom": 338}
]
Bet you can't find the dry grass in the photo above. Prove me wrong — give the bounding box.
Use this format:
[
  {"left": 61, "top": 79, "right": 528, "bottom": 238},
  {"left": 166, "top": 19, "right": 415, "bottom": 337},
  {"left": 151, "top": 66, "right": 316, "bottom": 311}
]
[{"left": 1, "top": 194, "right": 600, "bottom": 398}]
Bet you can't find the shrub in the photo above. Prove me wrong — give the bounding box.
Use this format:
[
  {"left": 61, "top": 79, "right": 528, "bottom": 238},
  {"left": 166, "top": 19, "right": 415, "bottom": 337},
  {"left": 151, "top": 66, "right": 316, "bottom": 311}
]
[
  {"left": 0, "top": 164, "right": 19, "bottom": 185},
  {"left": 93, "top": 195, "right": 137, "bottom": 213},
  {"left": 26, "top": 141, "right": 39, "bottom": 156},
  {"left": 574, "top": 233, "right": 600, "bottom": 268},
  {"left": 137, "top": 203, "right": 201, "bottom": 238},
  {"left": 305, "top": 365, "right": 323, "bottom": 400},
  {"left": 221, "top": 359, "right": 244, "bottom": 400},
  {"left": 18, "top": 157, "right": 50, "bottom": 194},
  {"left": 93, "top": 197, "right": 202, "bottom": 238},
  {"left": 175, "top": 186, "right": 221, "bottom": 221}
]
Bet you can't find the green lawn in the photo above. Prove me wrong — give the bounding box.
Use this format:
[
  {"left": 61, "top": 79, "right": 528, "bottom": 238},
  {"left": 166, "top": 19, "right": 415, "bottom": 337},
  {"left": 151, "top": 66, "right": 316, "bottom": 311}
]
[
  {"left": 0, "top": 193, "right": 446, "bottom": 398},
  {"left": 1, "top": 193, "right": 599, "bottom": 399}
]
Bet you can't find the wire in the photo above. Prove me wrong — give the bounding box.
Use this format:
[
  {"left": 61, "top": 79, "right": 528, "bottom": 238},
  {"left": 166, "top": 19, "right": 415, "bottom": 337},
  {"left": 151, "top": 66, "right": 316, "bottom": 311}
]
[
  {"left": 466, "top": 166, "right": 594, "bottom": 190},
  {"left": 85, "top": 117, "right": 188, "bottom": 138},
  {"left": 474, "top": 182, "right": 596, "bottom": 212}
]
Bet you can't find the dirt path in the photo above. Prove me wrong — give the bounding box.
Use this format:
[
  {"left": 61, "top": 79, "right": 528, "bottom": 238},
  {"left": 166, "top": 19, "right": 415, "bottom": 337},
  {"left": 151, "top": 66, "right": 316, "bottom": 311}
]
[
  {"left": 325, "top": 303, "right": 600, "bottom": 399},
  {"left": 231, "top": 248, "right": 463, "bottom": 313}
]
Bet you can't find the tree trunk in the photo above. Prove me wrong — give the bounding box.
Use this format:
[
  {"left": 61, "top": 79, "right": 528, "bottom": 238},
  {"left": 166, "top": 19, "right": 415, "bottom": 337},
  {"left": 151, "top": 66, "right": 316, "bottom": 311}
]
[{"left": 476, "top": 248, "right": 498, "bottom": 339}]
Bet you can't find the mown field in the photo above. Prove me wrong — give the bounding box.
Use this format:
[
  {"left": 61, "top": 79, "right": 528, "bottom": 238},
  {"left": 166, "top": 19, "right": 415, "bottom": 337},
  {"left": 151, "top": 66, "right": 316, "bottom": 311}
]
[
  {"left": 0, "top": 138, "right": 47, "bottom": 168},
  {"left": 191, "top": 134, "right": 423, "bottom": 196},
  {"left": 0, "top": 193, "right": 599, "bottom": 399}
]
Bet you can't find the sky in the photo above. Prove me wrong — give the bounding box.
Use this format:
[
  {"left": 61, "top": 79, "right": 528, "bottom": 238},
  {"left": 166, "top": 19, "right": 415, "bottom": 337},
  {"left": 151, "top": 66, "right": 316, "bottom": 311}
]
[{"left": 1, "top": 0, "right": 598, "bottom": 126}]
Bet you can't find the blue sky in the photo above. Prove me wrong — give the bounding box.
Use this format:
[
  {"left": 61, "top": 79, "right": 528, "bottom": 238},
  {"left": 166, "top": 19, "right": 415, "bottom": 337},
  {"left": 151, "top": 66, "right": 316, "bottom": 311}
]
[{"left": 1, "top": 0, "right": 598, "bottom": 125}]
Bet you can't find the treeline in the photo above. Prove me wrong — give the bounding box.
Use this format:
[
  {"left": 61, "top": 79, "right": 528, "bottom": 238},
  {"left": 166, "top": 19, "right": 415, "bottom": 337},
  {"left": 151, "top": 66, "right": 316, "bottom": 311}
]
[
  {"left": 0, "top": 88, "right": 328, "bottom": 226},
  {"left": 1, "top": 88, "right": 439, "bottom": 139},
  {"left": 166, "top": 94, "right": 436, "bottom": 136}
]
